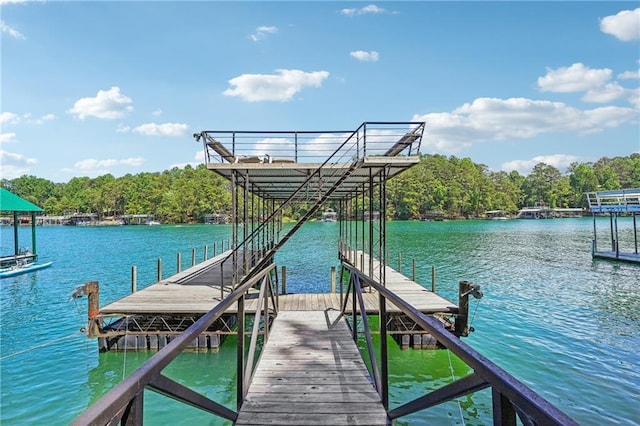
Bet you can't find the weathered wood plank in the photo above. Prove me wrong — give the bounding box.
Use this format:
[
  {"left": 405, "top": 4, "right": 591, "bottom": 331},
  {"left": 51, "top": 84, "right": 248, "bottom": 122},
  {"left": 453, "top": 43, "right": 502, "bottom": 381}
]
[{"left": 235, "top": 310, "right": 386, "bottom": 426}]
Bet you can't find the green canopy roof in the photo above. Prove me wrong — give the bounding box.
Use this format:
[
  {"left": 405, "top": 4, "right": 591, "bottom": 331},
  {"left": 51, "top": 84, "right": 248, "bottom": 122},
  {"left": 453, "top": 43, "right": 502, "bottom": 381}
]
[{"left": 0, "top": 188, "right": 43, "bottom": 212}]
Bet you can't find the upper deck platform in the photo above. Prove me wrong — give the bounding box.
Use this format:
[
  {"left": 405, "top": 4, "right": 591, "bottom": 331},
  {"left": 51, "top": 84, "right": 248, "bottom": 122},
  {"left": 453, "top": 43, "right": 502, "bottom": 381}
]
[
  {"left": 195, "top": 122, "right": 424, "bottom": 200},
  {"left": 586, "top": 188, "right": 640, "bottom": 213}
]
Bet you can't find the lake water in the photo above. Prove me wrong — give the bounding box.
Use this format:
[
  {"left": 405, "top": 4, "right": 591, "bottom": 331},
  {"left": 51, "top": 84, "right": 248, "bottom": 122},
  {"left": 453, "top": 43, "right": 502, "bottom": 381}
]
[{"left": 1, "top": 218, "right": 638, "bottom": 425}]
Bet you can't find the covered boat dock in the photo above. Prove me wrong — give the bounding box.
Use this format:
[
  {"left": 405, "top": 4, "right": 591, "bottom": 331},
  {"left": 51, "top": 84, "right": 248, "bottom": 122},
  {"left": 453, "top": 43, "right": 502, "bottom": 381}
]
[{"left": 586, "top": 188, "right": 640, "bottom": 264}]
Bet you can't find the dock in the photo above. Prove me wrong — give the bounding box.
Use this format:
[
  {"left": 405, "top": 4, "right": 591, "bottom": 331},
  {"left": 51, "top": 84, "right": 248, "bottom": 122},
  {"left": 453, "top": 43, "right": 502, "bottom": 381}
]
[
  {"left": 235, "top": 310, "right": 388, "bottom": 426},
  {"left": 586, "top": 188, "right": 640, "bottom": 264},
  {"left": 91, "top": 246, "right": 457, "bottom": 351},
  {"left": 73, "top": 122, "right": 577, "bottom": 426}
]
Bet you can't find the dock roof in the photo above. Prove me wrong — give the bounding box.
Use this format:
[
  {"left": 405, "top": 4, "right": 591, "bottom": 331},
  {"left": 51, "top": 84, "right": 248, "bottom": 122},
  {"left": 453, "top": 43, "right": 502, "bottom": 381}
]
[{"left": 0, "top": 188, "right": 44, "bottom": 213}]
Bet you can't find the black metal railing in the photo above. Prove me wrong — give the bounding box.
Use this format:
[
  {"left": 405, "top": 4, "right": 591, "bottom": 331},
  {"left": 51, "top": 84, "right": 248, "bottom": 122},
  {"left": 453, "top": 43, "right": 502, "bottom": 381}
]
[
  {"left": 341, "top": 262, "right": 577, "bottom": 426},
  {"left": 72, "top": 264, "right": 277, "bottom": 426}
]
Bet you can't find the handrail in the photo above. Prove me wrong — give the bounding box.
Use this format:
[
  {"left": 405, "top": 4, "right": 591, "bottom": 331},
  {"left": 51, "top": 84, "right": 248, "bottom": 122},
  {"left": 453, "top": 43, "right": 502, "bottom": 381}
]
[
  {"left": 72, "top": 263, "right": 277, "bottom": 426},
  {"left": 341, "top": 262, "right": 577, "bottom": 425}
]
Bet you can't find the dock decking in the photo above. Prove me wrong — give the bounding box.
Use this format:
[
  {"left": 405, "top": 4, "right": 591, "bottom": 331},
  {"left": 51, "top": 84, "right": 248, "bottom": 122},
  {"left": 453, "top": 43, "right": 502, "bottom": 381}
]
[
  {"left": 98, "top": 251, "right": 456, "bottom": 316},
  {"left": 235, "top": 310, "right": 388, "bottom": 426}
]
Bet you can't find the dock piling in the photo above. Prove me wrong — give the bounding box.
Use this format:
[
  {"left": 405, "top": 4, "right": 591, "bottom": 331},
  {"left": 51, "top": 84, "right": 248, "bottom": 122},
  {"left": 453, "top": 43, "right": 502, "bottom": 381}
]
[
  {"left": 157, "top": 258, "right": 162, "bottom": 281},
  {"left": 131, "top": 266, "right": 137, "bottom": 293}
]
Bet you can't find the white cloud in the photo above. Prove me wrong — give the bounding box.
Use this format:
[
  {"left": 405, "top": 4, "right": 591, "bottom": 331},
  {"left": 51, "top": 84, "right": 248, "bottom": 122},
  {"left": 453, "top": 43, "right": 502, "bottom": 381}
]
[
  {"left": 223, "top": 69, "right": 330, "bottom": 102},
  {"left": 0, "top": 20, "right": 25, "bottom": 39},
  {"left": 68, "top": 86, "right": 133, "bottom": 120},
  {"left": 581, "top": 82, "right": 628, "bottom": 103},
  {"left": 501, "top": 154, "right": 580, "bottom": 175},
  {"left": 152, "top": 108, "right": 163, "bottom": 116},
  {"left": 0, "top": 133, "right": 17, "bottom": 143},
  {"left": 250, "top": 26, "right": 277, "bottom": 42},
  {"left": 350, "top": 50, "right": 379, "bottom": 62},
  {"left": 29, "top": 113, "right": 56, "bottom": 125},
  {"left": 0, "top": 150, "right": 37, "bottom": 179},
  {"left": 116, "top": 124, "right": 131, "bottom": 133},
  {"left": 412, "top": 97, "right": 638, "bottom": 153},
  {"left": 600, "top": 8, "right": 640, "bottom": 41},
  {"left": 0, "top": 112, "right": 20, "bottom": 124},
  {"left": 72, "top": 157, "right": 144, "bottom": 173},
  {"left": 250, "top": 137, "right": 296, "bottom": 158},
  {"left": 537, "top": 63, "right": 612, "bottom": 93},
  {"left": 618, "top": 69, "right": 640, "bottom": 79},
  {"left": 340, "top": 4, "right": 386, "bottom": 16},
  {"left": 133, "top": 122, "right": 189, "bottom": 137}
]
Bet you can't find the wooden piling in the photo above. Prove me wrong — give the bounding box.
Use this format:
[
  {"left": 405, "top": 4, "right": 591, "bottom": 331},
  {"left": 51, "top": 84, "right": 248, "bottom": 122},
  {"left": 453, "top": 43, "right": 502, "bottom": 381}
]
[
  {"left": 281, "top": 265, "right": 287, "bottom": 294},
  {"left": 431, "top": 265, "right": 436, "bottom": 292},
  {"left": 157, "top": 258, "right": 162, "bottom": 281},
  {"left": 131, "top": 266, "right": 137, "bottom": 293},
  {"left": 330, "top": 266, "right": 336, "bottom": 293}
]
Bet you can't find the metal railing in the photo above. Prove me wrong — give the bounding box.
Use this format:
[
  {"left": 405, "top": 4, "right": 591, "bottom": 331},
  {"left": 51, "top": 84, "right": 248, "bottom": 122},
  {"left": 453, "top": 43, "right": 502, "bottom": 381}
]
[
  {"left": 201, "top": 122, "right": 425, "bottom": 292},
  {"left": 586, "top": 188, "right": 640, "bottom": 213},
  {"left": 341, "top": 262, "right": 577, "bottom": 425},
  {"left": 72, "top": 263, "right": 278, "bottom": 425}
]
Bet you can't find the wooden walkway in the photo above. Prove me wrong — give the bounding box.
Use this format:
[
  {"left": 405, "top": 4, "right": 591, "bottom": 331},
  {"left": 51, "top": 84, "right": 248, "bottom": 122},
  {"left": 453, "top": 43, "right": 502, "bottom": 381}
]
[{"left": 235, "top": 310, "right": 388, "bottom": 425}]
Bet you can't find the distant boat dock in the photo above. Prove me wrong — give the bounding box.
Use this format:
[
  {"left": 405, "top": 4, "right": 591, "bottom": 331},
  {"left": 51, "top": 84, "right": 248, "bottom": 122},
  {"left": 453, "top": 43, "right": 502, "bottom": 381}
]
[{"left": 586, "top": 188, "right": 640, "bottom": 264}]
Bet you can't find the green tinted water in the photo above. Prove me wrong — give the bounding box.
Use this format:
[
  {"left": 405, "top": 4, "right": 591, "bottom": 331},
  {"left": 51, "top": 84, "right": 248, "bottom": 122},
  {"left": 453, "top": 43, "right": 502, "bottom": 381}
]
[{"left": 1, "top": 219, "right": 638, "bottom": 424}]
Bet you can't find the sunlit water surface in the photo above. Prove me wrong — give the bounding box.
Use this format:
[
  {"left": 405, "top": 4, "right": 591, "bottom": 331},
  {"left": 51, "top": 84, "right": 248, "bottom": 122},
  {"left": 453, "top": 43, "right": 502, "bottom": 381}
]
[{"left": 1, "top": 218, "right": 638, "bottom": 425}]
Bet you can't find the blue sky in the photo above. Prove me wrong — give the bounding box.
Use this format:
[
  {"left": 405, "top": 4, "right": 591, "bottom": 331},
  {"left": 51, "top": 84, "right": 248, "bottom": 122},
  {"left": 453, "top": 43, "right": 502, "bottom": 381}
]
[{"left": 1, "top": 1, "right": 639, "bottom": 182}]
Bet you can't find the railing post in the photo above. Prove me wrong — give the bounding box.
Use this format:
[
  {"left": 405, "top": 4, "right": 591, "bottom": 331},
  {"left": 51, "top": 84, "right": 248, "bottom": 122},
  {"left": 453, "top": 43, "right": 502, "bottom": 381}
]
[
  {"left": 379, "top": 292, "right": 389, "bottom": 409},
  {"left": 122, "top": 391, "right": 144, "bottom": 425},
  {"left": 204, "top": 245, "right": 208, "bottom": 261},
  {"left": 281, "top": 266, "right": 287, "bottom": 295},
  {"left": 412, "top": 258, "right": 416, "bottom": 281},
  {"left": 157, "top": 258, "right": 162, "bottom": 282},
  {"left": 331, "top": 266, "right": 336, "bottom": 293},
  {"left": 237, "top": 294, "right": 245, "bottom": 410},
  {"left": 192, "top": 248, "right": 196, "bottom": 266},
  {"left": 431, "top": 265, "right": 436, "bottom": 292},
  {"left": 177, "top": 252, "right": 181, "bottom": 273},
  {"left": 131, "top": 266, "right": 137, "bottom": 293},
  {"left": 492, "top": 388, "right": 517, "bottom": 426}
]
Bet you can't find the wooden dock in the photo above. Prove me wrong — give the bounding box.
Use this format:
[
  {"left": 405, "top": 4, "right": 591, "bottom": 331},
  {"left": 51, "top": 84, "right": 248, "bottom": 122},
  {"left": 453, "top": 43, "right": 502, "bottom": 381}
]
[
  {"left": 99, "top": 251, "right": 456, "bottom": 316},
  {"left": 90, "top": 247, "right": 457, "bottom": 351},
  {"left": 235, "top": 310, "right": 388, "bottom": 426}
]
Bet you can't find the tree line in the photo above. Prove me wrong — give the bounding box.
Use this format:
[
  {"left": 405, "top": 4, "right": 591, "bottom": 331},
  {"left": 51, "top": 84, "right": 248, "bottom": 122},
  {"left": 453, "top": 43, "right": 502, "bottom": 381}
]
[{"left": 2, "top": 154, "right": 638, "bottom": 222}]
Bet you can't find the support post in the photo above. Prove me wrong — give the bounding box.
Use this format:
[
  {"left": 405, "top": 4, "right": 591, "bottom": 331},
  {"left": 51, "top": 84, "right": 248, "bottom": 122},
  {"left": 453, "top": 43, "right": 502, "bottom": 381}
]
[
  {"left": 431, "top": 265, "right": 436, "bottom": 292},
  {"left": 131, "top": 266, "right": 137, "bottom": 293},
  {"left": 84, "top": 281, "right": 100, "bottom": 337},
  {"left": 455, "top": 280, "right": 472, "bottom": 337},
  {"left": 177, "top": 252, "right": 181, "bottom": 273},
  {"left": 192, "top": 248, "right": 196, "bottom": 266},
  {"left": 204, "top": 245, "right": 208, "bottom": 261},
  {"left": 281, "top": 266, "right": 287, "bottom": 295},
  {"left": 379, "top": 292, "right": 389, "bottom": 409},
  {"left": 157, "top": 258, "right": 162, "bottom": 282},
  {"left": 634, "top": 213, "right": 638, "bottom": 254},
  {"left": 236, "top": 295, "right": 245, "bottom": 410},
  {"left": 330, "top": 266, "right": 336, "bottom": 293},
  {"left": 412, "top": 258, "right": 416, "bottom": 281}
]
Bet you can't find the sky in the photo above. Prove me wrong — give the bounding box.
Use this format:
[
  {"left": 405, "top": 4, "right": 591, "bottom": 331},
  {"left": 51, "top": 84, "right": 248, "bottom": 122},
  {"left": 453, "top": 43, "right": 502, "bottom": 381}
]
[{"left": 1, "top": 1, "right": 639, "bottom": 183}]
